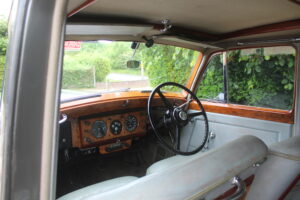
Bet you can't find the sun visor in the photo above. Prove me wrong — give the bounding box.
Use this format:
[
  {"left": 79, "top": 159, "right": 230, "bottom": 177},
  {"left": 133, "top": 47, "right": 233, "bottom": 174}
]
[{"left": 66, "top": 24, "right": 153, "bottom": 36}]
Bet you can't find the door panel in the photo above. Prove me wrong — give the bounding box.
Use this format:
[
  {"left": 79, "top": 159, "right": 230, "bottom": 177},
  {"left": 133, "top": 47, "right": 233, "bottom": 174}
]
[{"left": 181, "top": 110, "right": 293, "bottom": 151}]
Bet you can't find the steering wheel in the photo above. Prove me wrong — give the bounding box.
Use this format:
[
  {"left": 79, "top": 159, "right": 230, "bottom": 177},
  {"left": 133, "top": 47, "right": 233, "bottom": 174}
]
[{"left": 147, "top": 82, "right": 209, "bottom": 155}]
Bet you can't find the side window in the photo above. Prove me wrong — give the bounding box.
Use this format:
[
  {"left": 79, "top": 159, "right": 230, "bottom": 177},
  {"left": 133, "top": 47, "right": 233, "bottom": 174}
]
[
  {"left": 196, "top": 54, "right": 224, "bottom": 101},
  {"left": 197, "top": 46, "right": 296, "bottom": 110}
]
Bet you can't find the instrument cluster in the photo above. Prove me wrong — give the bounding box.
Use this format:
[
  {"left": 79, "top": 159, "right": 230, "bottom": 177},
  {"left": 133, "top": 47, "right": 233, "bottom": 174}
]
[{"left": 80, "top": 111, "right": 147, "bottom": 148}]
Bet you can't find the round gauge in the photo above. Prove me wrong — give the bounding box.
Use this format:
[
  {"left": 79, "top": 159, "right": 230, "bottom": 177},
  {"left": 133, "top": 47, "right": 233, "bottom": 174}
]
[
  {"left": 110, "top": 120, "right": 122, "bottom": 135},
  {"left": 125, "top": 115, "right": 138, "bottom": 132},
  {"left": 91, "top": 120, "right": 107, "bottom": 138}
]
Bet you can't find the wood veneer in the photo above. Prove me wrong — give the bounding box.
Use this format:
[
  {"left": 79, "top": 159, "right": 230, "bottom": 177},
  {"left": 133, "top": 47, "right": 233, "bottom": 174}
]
[
  {"left": 79, "top": 111, "right": 147, "bottom": 147},
  {"left": 190, "top": 101, "right": 294, "bottom": 124},
  {"left": 279, "top": 174, "right": 300, "bottom": 200},
  {"left": 61, "top": 92, "right": 186, "bottom": 149},
  {"left": 99, "top": 139, "right": 132, "bottom": 154},
  {"left": 61, "top": 92, "right": 185, "bottom": 118}
]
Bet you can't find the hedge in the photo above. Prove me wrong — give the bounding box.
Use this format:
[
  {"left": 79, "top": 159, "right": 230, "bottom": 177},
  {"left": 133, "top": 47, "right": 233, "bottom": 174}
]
[
  {"left": 62, "top": 53, "right": 111, "bottom": 88},
  {"left": 62, "top": 67, "right": 95, "bottom": 89}
]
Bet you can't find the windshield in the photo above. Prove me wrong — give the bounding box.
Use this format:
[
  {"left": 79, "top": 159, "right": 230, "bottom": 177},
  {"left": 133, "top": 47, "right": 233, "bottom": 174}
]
[{"left": 61, "top": 41, "right": 199, "bottom": 102}]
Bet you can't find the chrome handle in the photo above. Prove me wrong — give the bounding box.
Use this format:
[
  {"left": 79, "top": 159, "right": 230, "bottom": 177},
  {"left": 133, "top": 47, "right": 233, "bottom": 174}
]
[
  {"left": 59, "top": 114, "right": 67, "bottom": 124},
  {"left": 225, "top": 176, "right": 246, "bottom": 200},
  {"left": 204, "top": 131, "right": 216, "bottom": 150}
]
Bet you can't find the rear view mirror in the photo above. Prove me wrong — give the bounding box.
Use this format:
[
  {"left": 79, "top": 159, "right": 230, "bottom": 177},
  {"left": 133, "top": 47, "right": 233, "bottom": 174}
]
[{"left": 127, "top": 60, "right": 140, "bottom": 68}]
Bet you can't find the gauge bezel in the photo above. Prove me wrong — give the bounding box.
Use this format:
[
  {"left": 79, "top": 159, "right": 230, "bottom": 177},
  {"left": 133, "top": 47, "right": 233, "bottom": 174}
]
[
  {"left": 124, "top": 115, "right": 138, "bottom": 132},
  {"left": 91, "top": 120, "right": 107, "bottom": 138},
  {"left": 110, "top": 120, "right": 122, "bottom": 135}
]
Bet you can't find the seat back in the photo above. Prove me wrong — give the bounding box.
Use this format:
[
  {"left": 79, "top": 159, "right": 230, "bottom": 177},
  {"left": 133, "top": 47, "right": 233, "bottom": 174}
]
[{"left": 82, "top": 135, "right": 267, "bottom": 200}]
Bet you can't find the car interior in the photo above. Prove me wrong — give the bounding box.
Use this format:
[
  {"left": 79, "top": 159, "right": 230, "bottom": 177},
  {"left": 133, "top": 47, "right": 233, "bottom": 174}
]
[{"left": 49, "top": 0, "right": 300, "bottom": 199}]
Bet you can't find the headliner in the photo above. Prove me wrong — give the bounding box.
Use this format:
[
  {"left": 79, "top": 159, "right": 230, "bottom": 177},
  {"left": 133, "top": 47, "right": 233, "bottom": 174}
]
[{"left": 66, "top": 0, "right": 300, "bottom": 48}]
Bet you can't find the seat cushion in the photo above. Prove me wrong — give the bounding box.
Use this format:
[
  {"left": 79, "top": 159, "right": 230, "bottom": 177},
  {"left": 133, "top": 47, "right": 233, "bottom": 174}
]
[
  {"left": 269, "top": 135, "right": 300, "bottom": 161},
  {"left": 57, "top": 176, "right": 138, "bottom": 200},
  {"left": 247, "top": 136, "right": 300, "bottom": 200}
]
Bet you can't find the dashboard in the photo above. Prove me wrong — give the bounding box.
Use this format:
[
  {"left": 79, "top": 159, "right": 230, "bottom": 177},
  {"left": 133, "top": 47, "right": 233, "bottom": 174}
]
[
  {"left": 59, "top": 92, "right": 185, "bottom": 155},
  {"left": 79, "top": 111, "right": 148, "bottom": 154}
]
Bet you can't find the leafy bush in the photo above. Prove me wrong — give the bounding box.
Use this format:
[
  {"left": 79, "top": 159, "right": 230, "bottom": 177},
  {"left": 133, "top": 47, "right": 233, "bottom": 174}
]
[
  {"left": 0, "top": 56, "right": 5, "bottom": 89},
  {"left": 106, "top": 42, "right": 132, "bottom": 69},
  {"left": 0, "top": 17, "right": 8, "bottom": 91},
  {"left": 62, "top": 67, "right": 95, "bottom": 88},
  {"left": 94, "top": 57, "right": 110, "bottom": 82},
  {"left": 63, "top": 52, "right": 111, "bottom": 88},
  {"left": 227, "top": 49, "right": 294, "bottom": 109},
  {"left": 197, "top": 54, "right": 223, "bottom": 100},
  {"left": 140, "top": 45, "right": 198, "bottom": 91},
  {"left": 197, "top": 48, "right": 295, "bottom": 110}
]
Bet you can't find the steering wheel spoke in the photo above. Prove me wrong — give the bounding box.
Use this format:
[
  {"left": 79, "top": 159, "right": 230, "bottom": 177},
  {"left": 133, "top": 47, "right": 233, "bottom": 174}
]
[
  {"left": 157, "top": 89, "right": 173, "bottom": 110},
  {"left": 188, "top": 111, "right": 204, "bottom": 119}
]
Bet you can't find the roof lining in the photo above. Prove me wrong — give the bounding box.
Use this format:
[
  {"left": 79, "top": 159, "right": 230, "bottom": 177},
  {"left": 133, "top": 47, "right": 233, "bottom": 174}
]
[
  {"left": 67, "top": 16, "right": 300, "bottom": 43},
  {"left": 66, "top": 0, "right": 300, "bottom": 49}
]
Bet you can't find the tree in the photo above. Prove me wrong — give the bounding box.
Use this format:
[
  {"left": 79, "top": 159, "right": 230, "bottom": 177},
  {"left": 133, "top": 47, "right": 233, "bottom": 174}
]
[{"left": 139, "top": 44, "right": 198, "bottom": 91}]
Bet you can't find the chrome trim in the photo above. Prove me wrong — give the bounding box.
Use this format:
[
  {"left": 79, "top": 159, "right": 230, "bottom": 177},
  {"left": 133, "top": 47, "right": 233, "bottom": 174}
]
[
  {"left": 59, "top": 114, "right": 68, "bottom": 124},
  {"left": 204, "top": 131, "right": 216, "bottom": 150},
  {"left": 225, "top": 176, "right": 246, "bottom": 200},
  {"left": 160, "top": 19, "right": 172, "bottom": 33}
]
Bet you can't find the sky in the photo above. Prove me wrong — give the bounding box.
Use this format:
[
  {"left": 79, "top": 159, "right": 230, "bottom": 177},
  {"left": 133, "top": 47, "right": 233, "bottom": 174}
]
[{"left": 0, "top": 0, "right": 12, "bottom": 18}]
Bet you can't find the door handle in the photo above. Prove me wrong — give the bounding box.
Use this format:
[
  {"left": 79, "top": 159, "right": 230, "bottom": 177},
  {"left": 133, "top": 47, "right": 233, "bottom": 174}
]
[{"left": 225, "top": 176, "right": 246, "bottom": 200}]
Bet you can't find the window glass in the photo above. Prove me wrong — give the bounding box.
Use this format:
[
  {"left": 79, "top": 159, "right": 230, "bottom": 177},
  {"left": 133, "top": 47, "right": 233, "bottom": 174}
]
[
  {"left": 227, "top": 46, "right": 295, "bottom": 110},
  {"left": 61, "top": 41, "right": 199, "bottom": 102},
  {"left": 196, "top": 46, "right": 296, "bottom": 110},
  {"left": 196, "top": 54, "right": 224, "bottom": 101}
]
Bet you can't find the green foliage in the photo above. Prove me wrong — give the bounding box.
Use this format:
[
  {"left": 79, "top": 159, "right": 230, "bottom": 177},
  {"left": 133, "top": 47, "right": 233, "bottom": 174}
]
[
  {"left": 140, "top": 44, "right": 199, "bottom": 91},
  {"left": 197, "top": 47, "right": 295, "bottom": 110},
  {"left": 63, "top": 52, "right": 111, "bottom": 88},
  {"left": 94, "top": 57, "right": 110, "bottom": 82},
  {"left": 0, "top": 17, "right": 8, "bottom": 91},
  {"left": 62, "top": 67, "right": 95, "bottom": 89},
  {"left": 63, "top": 42, "right": 198, "bottom": 91},
  {"left": 197, "top": 54, "right": 223, "bottom": 100},
  {"left": 0, "top": 17, "right": 8, "bottom": 56},
  {"left": 227, "top": 49, "right": 294, "bottom": 109},
  {"left": 106, "top": 42, "right": 132, "bottom": 69},
  {"left": 0, "top": 56, "right": 5, "bottom": 89}
]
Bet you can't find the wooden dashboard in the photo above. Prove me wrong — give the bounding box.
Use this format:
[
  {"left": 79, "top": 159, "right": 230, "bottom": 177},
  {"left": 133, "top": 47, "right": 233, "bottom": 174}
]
[
  {"left": 59, "top": 89, "right": 293, "bottom": 155},
  {"left": 60, "top": 91, "right": 185, "bottom": 154},
  {"left": 79, "top": 111, "right": 148, "bottom": 154}
]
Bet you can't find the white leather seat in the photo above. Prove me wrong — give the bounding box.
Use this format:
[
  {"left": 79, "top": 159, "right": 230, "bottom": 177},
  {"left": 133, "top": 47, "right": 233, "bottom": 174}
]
[
  {"left": 146, "top": 152, "right": 200, "bottom": 175},
  {"left": 57, "top": 176, "right": 138, "bottom": 200},
  {"left": 57, "top": 135, "right": 267, "bottom": 200},
  {"left": 247, "top": 136, "right": 300, "bottom": 200}
]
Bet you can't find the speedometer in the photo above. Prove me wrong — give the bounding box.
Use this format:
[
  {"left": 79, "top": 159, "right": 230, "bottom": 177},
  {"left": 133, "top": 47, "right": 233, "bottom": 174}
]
[
  {"left": 125, "top": 115, "right": 138, "bottom": 132},
  {"left": 91, "top": 120, "right": 107, "bottom": 138}
]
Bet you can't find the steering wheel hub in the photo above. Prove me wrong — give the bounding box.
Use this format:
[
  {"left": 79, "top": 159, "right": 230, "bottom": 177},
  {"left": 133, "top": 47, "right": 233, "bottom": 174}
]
[{"left": 178, "top": 110, "right": 188, "bottom": 121}]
